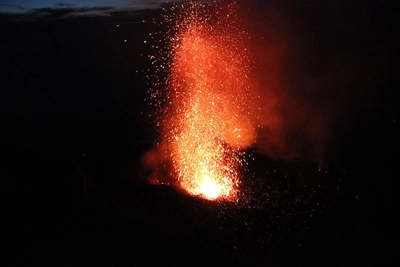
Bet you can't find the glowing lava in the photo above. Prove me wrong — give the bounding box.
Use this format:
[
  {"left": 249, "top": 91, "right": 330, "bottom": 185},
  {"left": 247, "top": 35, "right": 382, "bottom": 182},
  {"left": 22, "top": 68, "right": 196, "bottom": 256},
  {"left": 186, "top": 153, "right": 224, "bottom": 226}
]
[{"left": 150, "top": 1, "right": 255, "bottom": 201}]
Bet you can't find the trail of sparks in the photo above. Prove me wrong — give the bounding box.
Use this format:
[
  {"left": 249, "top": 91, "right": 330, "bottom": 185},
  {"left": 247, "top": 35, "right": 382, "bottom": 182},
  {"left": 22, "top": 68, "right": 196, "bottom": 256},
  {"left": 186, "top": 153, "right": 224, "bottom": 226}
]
[{"left": 149, "top": 1, "right": 255, "bottom": 201}]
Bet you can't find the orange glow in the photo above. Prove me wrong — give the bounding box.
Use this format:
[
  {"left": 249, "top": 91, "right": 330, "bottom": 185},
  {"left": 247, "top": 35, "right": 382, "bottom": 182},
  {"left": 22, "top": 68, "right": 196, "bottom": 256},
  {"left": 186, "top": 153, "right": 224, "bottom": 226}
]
[{"left": 150, "top": 1, "right": 255, "bottom": 201}]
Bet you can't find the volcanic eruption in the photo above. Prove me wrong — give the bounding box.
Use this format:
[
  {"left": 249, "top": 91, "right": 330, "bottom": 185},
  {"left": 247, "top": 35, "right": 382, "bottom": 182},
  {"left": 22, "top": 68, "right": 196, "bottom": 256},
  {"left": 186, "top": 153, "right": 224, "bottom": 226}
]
[{"left": 148, "top": 0, "right": 256, "bottom": 201}]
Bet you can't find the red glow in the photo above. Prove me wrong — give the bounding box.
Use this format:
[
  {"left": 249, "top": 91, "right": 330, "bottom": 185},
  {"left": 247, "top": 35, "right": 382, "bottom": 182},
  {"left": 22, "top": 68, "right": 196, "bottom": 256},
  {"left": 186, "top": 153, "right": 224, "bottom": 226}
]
[{"left": 150, "top": 1, "right": 255, "bottom": 201}]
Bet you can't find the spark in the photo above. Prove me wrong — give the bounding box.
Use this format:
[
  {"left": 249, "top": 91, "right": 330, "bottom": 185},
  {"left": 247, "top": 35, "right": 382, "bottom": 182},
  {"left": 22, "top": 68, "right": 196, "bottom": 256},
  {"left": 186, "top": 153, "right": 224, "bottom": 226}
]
[{"left": 148, "top": 1, "right": 255, "bottom": 201}]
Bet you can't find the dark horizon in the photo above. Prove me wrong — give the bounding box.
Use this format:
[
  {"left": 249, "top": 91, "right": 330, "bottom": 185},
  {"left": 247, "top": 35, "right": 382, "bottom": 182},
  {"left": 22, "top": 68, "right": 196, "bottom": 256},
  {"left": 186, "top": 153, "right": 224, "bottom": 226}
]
[{"left": 0, "top": 0, "right": 187, "bottom": 19}]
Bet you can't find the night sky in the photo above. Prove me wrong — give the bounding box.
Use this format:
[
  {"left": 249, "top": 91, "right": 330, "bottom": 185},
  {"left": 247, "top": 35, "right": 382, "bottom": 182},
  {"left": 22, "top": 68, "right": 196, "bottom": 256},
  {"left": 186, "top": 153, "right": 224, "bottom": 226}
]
[
  {"left": 0, "top": 1, "right": 194, "bottom": 22},
  {"left": 0, "top": 0, "right": 398, "bottom": 265},
  {"left": 1, "top": 0, "right": 177, "bottom": 12}
]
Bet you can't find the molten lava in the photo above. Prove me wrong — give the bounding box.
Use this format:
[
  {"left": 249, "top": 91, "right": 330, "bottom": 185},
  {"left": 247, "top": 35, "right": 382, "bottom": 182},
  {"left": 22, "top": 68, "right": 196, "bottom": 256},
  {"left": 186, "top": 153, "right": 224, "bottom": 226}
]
[{"left": 150, "top": 1, "right": 255, "bottom": 201}]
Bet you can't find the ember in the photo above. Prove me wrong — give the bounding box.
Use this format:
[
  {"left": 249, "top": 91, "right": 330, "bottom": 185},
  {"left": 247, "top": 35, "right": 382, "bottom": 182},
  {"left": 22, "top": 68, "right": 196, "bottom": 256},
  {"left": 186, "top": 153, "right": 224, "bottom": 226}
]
[{"left": 150, "top": 1, "right": 256, "bottom": 201}]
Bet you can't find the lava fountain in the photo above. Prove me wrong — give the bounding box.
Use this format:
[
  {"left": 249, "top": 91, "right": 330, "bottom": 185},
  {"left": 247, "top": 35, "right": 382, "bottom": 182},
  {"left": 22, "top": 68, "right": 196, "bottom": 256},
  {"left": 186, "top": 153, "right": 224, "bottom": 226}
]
[{"left": 149, "top": 1, "right": 256, "bottom": 201}]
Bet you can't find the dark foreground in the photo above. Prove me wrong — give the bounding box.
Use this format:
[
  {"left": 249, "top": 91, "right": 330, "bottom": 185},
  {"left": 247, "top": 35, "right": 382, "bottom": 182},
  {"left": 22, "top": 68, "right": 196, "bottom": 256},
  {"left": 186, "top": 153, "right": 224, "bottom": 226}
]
[{"left": 1, "top": 147, "right": 398, "bottom": 266}]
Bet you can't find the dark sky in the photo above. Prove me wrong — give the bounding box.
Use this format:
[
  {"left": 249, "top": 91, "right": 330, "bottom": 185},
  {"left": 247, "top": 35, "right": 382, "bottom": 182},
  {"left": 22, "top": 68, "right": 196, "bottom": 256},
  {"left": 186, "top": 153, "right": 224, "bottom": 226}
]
[
  {"left": 0, "top": 0, "right": 200, "bottom": 20},
  {"left": 0, "top": 0, "right": 181, "bottom": 13},
  {"left": 0, "top": 1, "right": 163, "bottom": 156}
]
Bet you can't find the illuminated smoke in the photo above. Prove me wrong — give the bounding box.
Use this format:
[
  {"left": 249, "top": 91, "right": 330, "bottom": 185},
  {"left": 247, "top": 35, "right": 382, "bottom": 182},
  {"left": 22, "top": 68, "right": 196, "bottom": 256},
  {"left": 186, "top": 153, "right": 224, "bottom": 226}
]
[{"left": 143, "top": 0, "right": 366, "bottom": 200}]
